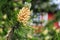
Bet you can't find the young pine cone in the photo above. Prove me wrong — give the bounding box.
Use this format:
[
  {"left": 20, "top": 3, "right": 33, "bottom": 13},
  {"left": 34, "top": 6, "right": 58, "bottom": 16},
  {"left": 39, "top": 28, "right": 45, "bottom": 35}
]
[{"left": 17, "top": 6, "right": 31, "bottom": 25}]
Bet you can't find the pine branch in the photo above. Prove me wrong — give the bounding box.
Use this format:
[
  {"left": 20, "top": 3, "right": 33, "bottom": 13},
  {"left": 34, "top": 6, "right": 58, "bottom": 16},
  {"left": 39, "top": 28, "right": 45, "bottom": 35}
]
[{"left": 5, "top": 22, "right": 19, "bottom": 40}]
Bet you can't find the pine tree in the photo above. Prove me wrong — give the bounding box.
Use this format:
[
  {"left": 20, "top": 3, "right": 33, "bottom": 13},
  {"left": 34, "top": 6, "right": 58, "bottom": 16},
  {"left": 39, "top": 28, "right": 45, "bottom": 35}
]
[{"left": 0, "top": 0, "right": 60, "bottom": 40}]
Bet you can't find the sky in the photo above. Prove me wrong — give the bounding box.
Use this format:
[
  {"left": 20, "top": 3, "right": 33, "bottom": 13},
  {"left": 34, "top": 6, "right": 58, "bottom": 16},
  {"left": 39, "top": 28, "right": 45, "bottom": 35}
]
[
  {"left": 52, "top": 0, "right": 60, "bottom": 4},
  {"left": 52, "top": 0, "right": 60, "bottom": 9}
]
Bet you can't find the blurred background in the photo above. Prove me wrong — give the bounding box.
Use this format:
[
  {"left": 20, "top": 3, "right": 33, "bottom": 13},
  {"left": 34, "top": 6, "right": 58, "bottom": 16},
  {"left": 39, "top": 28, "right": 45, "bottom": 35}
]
[{"left": 0, "top": 0, "right": 60, "bottom": 40}]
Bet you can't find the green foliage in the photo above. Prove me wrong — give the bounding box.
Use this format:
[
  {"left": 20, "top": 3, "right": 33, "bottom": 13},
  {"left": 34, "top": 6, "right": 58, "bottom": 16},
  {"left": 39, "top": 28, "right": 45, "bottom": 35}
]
[
  {"left": 26, "top": 0, "right": 32, "bottom": 3},
  {"left": 0, "top": 0, "right": 60, "bottom": 40}
]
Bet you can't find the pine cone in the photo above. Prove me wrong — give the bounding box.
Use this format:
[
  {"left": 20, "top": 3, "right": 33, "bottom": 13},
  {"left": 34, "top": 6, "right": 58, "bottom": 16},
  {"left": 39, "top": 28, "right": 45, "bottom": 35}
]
[{"left": 17, "top": 6, "right": 31, "bottom": 25}]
